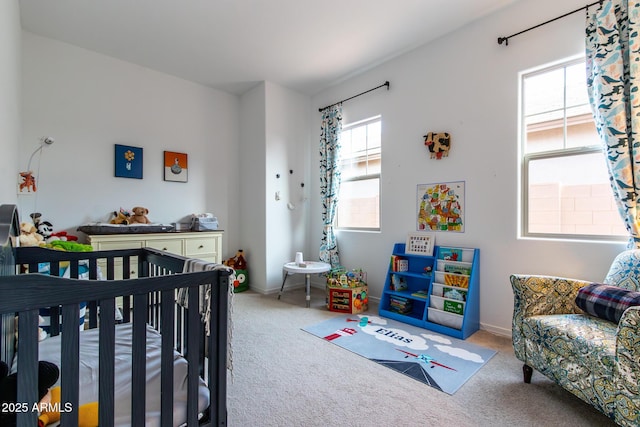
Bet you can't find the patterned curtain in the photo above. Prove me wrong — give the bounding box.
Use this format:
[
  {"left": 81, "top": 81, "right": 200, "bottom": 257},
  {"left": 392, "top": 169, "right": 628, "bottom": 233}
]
[
  {"left": 586, "top": 1, "right": 640, "bottom": 248},
  {"left": 319, "top": 104, "right": 343, "bottom": 267}
]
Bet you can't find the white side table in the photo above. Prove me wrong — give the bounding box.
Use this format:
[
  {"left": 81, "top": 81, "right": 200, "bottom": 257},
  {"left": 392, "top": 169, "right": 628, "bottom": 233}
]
[{"left": 278, "top": 261, "right": 331, "bottom": 307}]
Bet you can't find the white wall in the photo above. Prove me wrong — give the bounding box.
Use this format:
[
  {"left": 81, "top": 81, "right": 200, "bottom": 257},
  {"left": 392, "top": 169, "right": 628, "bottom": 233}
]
[
  {"left": 264, "top": 82, "right": 311, "bottom": 291},
  {"left": 0, "top": 0, "right": 21, "bottom": 204},
  {"left": 20, "top": 32, "right": 241, "bottom": 257},
  {"left": 239, "top": 82, "right": 311, "bottom": 293},
  {"left": 310, "top": 0, "right": 626, "bottom": 336},
  {"left": 239, "top": 83, "right": 267, "bottom": 290}
]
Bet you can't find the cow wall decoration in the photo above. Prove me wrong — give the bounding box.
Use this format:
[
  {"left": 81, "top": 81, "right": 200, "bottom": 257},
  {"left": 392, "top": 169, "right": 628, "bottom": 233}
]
[{"left": 423, "top": 132, "right": 451, "bottom": 159}]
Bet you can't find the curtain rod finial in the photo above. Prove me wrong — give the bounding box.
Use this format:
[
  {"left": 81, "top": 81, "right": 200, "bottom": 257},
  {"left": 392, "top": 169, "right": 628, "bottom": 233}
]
[{"left": 497, "top": 37, "right": 508, "bottom": 46}]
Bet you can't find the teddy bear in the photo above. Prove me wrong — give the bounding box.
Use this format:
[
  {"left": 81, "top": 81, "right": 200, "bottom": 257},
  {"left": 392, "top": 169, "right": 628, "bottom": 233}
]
[
  {"left": 0, "top": 360, "right": 59, "bottom": 426},
  {"left": 109, "top": 208, "right": 130, "bottom": 225},
  {"left": 19, "top": 222, "right": 44, "bottom": 247},
  {"left": 129, "top": 206, "right": 151, "bottom": 224}
]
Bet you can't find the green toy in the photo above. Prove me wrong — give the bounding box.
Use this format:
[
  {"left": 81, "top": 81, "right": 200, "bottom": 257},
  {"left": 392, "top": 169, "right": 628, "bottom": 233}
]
[{"left": 46, "top": 240, "right": 93, "bottom": 252}]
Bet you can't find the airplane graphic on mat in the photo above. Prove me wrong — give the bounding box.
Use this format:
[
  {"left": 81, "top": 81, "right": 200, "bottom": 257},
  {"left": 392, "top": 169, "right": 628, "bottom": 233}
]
[{"left": 395, "top": 349, "right": 457, "bottom": 371}]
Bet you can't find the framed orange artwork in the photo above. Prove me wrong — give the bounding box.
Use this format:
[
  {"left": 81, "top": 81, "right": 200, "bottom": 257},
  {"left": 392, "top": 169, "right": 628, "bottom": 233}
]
[{"left": 164, "top": 151, "right": 188, "bottom": 182}]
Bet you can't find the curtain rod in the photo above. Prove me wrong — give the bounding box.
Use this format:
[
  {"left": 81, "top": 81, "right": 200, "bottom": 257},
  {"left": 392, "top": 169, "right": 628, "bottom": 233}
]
[
  {"left": 318, "top": 81, "right": 390, "bottom": 112},
  {"left": 497, "top": 1, "right": 602, "bottom": 46}
]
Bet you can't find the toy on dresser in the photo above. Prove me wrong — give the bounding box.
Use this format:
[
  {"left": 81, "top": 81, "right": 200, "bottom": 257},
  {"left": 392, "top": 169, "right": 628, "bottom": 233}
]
[
  {"left": 110, "top": 208, "right": 131, "bottom": 225},
  {"left": 129, "top": 206, "right": 151, "bottom": 225}
]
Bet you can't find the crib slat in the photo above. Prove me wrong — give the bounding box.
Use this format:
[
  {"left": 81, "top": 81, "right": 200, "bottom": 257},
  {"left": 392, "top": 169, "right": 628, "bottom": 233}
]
[
  {"left": 60, "top": 303, "right": 80, "bottom": 427},
  {"left": 49, "top": 306, "right": 60, "bottom": 336},
  {"left": 99, "top": 298, "right": 116, "bottom": 427},
  {"left": 186, "top": 285, "right": 200, "bottom": 426},
  {"left": 16, "top": 309, "right": 38, "bottom": 427},
  {"left": 105, "top": 257, "right": 115, "bottom": 280},
  {"left": 160, "top": 289, "right": 175, "bottom": 427},
  {"left": 131, "top": 293, "right": 147, "bottom": 425},
  {"left": 210, "top": 274, "right": 229, "bottom": 426}
]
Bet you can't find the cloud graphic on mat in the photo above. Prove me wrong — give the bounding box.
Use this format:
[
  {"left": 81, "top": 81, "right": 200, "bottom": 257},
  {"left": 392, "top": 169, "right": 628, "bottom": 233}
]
[
  {"left": 361, "top": 325, "right": 429, "bottom": 351},
  {"left": 421, "top": 333, "right": 452, "bottom": 345},
  {"left": 435, "top": 345, "right": 485, "bottom": 363}
]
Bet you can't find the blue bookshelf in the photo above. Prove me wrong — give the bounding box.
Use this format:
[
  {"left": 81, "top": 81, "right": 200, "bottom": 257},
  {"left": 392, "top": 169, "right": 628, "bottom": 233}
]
[{"left": 379, "top": 243, "right": 480, "bottom": 339}]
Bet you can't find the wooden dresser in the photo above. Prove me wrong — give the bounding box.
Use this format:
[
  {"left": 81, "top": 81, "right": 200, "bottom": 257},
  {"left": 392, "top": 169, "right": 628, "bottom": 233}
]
[{"left": 87, "top": 231, "right": 223, "bottom": 279}]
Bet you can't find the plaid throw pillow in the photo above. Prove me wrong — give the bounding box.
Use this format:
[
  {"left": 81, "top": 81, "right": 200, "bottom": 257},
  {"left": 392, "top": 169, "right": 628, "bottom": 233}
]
[{"left": 575, "top": 283, "right": 640, "bottom": 323}]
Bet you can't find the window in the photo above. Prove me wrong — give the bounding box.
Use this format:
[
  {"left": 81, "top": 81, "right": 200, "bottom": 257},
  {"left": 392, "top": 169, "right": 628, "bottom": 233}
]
[
  {"left": 520, "top": 58, "right": 626, "bottom": 239},
  {"left": 337, "top": 116, "right": 381, "bottom": 230}
]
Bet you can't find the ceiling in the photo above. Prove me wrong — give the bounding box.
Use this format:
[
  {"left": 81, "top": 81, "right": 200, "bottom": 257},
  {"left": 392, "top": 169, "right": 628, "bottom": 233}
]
[{"left": 19, "top": 0, "right": 518, "bottom": 96}]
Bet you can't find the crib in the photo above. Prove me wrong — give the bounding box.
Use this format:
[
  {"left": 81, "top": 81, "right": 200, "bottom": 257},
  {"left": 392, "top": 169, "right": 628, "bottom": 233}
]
[{"left": 0, "top": 204, "right": 230, "bottom": 426}]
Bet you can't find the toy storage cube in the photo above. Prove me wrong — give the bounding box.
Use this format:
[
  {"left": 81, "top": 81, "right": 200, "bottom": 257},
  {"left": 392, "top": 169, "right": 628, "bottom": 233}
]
[
  {"left": 326, "top": 284, "right": 369, "bottom": 313},
  {"left": 325, "top": 269, "right": 368, "bottom": 313}
]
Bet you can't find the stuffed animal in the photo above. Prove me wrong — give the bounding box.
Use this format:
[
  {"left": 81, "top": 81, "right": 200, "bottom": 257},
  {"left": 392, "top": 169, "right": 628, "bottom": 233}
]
[
  {"left": 50, "top": 231, "right": 78, "bottom": 242},
  {"left": 129, "top": 206, "right": 151, "bottom": 225},
  {"left": 36, "top": 219, "right": 79, "bottom": 243},
  {"left": 36, "top": 220, "right": 54, "bottom": 241},
  {"left": 38, "top": 386, "right": 98, "bottom": 427},
  {"left": 45, "top": 240, "right": 93, "bottom": 252},
  {"left": 109, "top": 208, "right": 130, "bottom": 225},
  {"left": 111, "top": 209, "right": 130, "bottom": 224},
  {"left": 0, "top": 360, "right": 59, "bottom": 426},
  {"left": 19, "top": 222, "right": 44, "bottom": 247}
]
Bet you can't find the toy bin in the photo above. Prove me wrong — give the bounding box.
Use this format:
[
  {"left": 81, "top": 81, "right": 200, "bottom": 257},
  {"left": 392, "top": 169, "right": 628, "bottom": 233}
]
[
  {"left": 224, "top": 250, "right": 249, "bottom": 292},
  {"left": 325, "top": 268, "right": 368, "bottom": 314},
  {"left": 234, "top": 269, "right": 249, "bottom": 292}
]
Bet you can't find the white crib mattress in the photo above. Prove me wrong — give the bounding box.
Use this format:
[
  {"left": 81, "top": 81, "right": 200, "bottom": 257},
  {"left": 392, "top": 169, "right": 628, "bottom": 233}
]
[{"left": 25, "top": 323, "right": 209, "bottom": 427}]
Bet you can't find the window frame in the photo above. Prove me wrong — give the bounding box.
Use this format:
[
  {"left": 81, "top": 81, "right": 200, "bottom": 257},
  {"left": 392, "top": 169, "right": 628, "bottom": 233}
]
[
  {"left": 336, "top": 115, "right": 382, "bottom": 232},
  {"left": 519, "top": 57, "right": 625, "bottom": 242}
]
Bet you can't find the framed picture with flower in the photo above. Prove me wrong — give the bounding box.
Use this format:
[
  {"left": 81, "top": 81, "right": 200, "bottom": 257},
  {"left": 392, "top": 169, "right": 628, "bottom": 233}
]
[
  {"left": 114, "top": 144, "right": 143, "bottom": 179},
  {"left": 164, "top": 151, "right": 188, "bottom": 182}
]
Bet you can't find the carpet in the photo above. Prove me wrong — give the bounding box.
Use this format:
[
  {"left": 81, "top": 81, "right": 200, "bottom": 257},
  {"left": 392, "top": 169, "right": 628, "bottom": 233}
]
[{"left": 302, "top": 313, "right": 497, "bottom": 395}]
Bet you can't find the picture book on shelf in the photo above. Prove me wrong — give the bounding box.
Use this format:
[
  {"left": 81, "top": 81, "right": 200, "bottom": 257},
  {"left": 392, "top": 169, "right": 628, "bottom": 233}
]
[
  {"left": 443, "top": 286, "right": 467, "bottom": 301},
  {"left": 443, "top": 263, "right": 471, "bottom": 275},
  {"left": 389, "top": 295, "right": 412, "bottom": 314},
  {"left": 391, "top": 274, "right": 408, "bottom": 291},
  {"left": 438, "top": 247, "right": 463, "bottom": 261},
  {"left": 443, "top": 299, "right": 465, "bottom": 315},
  {"left": 411, "top": 289, "right": 429, "bottom": 299},
  {"left": 444, "top": 272, "right": 469, "bottom": 288},
  {"left": 390, "top": 255, "right": 408, "bottom": 272}
]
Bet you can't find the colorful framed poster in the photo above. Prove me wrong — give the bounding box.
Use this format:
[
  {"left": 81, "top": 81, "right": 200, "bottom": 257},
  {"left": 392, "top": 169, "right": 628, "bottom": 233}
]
[
  {"left": 416, "top": 181, "right": 465, "bottom": 232},
  {"left": 405, "top": 232, "right": 435, "bottom": 256},
  {"left": 114, "top": 144, "right": 143, "bottom": 179},
  {"left": 164, "top": 151, "right": 188, "bottom": 182}
]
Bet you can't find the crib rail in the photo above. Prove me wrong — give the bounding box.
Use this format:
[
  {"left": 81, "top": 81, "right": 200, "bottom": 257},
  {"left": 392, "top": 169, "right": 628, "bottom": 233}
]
[
  {"left": 0, "top": 246, "right": 229, "bottom": 427},
  {"left": 0, "top": 204, "right": 19, "bottom": 370}
]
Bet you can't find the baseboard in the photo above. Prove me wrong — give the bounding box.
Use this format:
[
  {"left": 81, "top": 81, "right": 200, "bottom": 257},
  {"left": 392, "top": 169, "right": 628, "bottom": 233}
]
[{"left": 480, "top": 322, "right": 511, "bottom": 338}]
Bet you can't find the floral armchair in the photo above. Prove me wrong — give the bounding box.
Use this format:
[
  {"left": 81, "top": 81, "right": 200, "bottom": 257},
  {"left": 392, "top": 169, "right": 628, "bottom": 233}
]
[{"left": 511, "top": 250, "right": 640, "bottom": 427}]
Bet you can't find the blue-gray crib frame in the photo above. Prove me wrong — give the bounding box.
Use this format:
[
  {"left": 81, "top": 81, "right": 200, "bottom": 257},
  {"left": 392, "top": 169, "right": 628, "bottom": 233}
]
[{"left": 0, "top": 204, "right": 229, "bottom": 427}]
